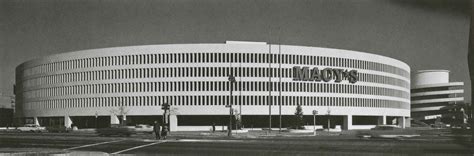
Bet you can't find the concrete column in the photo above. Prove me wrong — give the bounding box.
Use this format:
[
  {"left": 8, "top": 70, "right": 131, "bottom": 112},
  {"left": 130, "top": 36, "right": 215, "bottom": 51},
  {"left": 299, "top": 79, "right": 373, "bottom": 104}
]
[
  {"left": 377, "top": 115, "right": 386, "bottom": 125},
  {"left": 110, "top": 114, "right": 120, "bottom": 125},
  {"left": 398, "top": 117, "right": 406, "bottom": 129},
  {"left": 34, "top": 117, "right": 39, "bottom": 126},
  {"left": 405, "top": 118, "right": 411, "bottom": 128},
  {"left": 64, "top": 116, "right": 72, "bottom": 128},
  {"left": 343, "top": 115, "right": 352, "bottom": 130},
  {"left": 170, "top": 114, "right": 178, "bottom": 132}
]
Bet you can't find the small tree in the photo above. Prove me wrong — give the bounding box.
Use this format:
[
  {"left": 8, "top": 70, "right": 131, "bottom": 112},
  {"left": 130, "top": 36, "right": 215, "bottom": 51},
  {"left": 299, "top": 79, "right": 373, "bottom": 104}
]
[
  {"left": 110, "top": 104, "right": 129, "bottom": 126},
  {"left": 234, "top": 109, "right": 242, "bottom": 129},
  {"left": 293, "top": 104, "right": 305, "bottom": 129},
  {"left": 441, "top": 102, "right": 470, "bottom": 127}
]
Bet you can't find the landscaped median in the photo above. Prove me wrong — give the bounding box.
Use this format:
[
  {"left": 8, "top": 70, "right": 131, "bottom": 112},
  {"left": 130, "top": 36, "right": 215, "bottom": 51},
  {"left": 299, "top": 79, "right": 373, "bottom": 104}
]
[
  {"left": 160, "top": 129, "right": 350, "bottom": 140},
  {"left": 0, "top": 148, "right": 109, "bottom": 156},
  {"left": 164, "top": 127, "right": 435, "bottom": 140}
]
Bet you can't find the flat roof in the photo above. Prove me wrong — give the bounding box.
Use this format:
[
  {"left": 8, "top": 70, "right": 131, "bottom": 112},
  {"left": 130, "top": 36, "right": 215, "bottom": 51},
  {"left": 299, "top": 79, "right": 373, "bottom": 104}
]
[{"left": 416, "top": 70, "right": 450, "bottom": 73}]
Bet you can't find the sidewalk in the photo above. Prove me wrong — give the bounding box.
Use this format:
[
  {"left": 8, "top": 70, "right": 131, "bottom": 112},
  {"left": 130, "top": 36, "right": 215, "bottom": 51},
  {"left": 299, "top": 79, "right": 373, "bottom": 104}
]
[
  {"left": 0, "top": 148, "right": 108, "bottom": 156},
  {"left": 146, "top": 130, "right": 350, "bottom": 140}
]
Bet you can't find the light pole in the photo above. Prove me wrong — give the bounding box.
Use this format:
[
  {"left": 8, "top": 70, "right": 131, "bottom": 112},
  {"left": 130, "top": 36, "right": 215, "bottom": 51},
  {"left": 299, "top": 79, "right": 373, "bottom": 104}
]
[
  {"left": 161, "top": 102, "right": 170, "bottom": 127},
  {"left": 234, "top": 109, "right": 238, "bottom": 132},
  {"left": 327, "top": 108, "right": 331, "bottom": 131},
  {"left": 268, "top": 44, "right": 272, "bottom": 134},
  {"left": 313, "top": 110, "right": 318, "bottom": 136},
  {"left": 227, "top": 74, "right": 236, "bottom": 137},
  {"left": 95, "top": 111, "right": 98, "bottom": 129}
]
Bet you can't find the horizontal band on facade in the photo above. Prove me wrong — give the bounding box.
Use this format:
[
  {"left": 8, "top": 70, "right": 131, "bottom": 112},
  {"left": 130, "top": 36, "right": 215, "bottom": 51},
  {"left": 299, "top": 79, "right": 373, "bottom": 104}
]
[
  {"left": 411, "top": 89, "right": 464, "bottom": 97},
  {"left": 411, "top": 97, "right": 464, "bottom": 104},
  {"left": 412, "top": 82, "right": 464, "bottom": 89}
]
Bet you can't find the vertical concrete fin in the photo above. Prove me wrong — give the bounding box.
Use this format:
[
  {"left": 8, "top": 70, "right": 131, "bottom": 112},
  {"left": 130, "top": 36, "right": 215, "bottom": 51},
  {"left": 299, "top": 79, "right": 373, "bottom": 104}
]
[
  {"left": 170, "top": 115, "right": 178, "bottom": 132},
  {"left": 378, "top": 116, "right": 386, "bottom": 125},
  {"left": 343, "top": 115, "right": 352, "bottom": 130},
  {"left": 398, "top": 117, "right": 406, "bottom": 129}
]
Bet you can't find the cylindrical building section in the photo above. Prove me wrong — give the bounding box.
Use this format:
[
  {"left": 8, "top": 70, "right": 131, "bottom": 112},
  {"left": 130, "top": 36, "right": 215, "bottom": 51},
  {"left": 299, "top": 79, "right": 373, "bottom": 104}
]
[
  {"left": 411, "top": 69, "right": 464, "bottom": 124},
  {"left": 15, "top": 42, "right": 411, "bottom": 130},
  {"left": 414, "top": 70, "right": 450, "bottom": 86}
]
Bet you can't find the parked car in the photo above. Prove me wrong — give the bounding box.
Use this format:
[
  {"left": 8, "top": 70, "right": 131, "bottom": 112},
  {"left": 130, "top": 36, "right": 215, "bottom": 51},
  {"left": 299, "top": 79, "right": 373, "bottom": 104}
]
[
  {"left": 134, "top": 124, "right": 153, "bottom": 134},
  {"left": 16, "top": 124, "right": 47, "bottom": 133},
  {"left": 357, "top": 125, "right": 419, "bottom": 139},
  {"left": 370, "top": 125, "right": 399, "bottom": 130},
  {"left": 46, "top": 126, "right": 72, "bottom": 133},
  {"left": 96, "top": 127, "right": 136, "bottom": 137},
  {"left": 431, "top": 122, "right": 449, "bottom": 129}
]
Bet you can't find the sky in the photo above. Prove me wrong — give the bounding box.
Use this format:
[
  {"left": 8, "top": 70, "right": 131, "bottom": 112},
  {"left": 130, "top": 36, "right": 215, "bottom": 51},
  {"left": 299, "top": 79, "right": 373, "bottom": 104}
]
[{"left": 1, "top": 0, "right": 471, "bottom": 101}]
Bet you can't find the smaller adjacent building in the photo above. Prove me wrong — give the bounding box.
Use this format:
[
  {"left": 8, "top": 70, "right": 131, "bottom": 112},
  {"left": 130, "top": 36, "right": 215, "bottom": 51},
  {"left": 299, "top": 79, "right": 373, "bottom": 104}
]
[
  {"left": 0, "top": 94, "right": 14, "bottom": 127},
  {"left": 411, "top": 70, "right": 464, "bottom": 125}
]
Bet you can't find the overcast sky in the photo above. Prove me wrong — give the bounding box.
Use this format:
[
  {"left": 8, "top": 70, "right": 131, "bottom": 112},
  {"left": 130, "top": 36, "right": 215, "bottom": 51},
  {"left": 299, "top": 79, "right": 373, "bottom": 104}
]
[{"left": 1, "top": 0, "right": 471, "bottom": 101}]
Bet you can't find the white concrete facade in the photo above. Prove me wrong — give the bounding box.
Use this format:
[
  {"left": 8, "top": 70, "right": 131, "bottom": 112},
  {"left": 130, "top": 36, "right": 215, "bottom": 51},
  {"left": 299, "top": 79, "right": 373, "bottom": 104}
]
[
  {"left": 411, "top": 70, "right": 464, "bottom": 123},
  {"left": 414, "top": 70, "right": 450, "bottom": 86},
  {"left": 15, "top": 42, "right": 410, "bottom": 130}
]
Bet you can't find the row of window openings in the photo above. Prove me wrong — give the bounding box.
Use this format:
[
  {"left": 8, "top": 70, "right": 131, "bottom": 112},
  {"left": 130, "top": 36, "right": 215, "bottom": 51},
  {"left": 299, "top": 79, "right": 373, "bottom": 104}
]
[
  {"left": 410, "top": 94, "right": 458, "bottom": 101},
  {"left": 24, "top": 96, "right": 408, "bottom": 110},
  {"left": 23, "top": 53, "right": 409, "bottom": 78},
  {"left": 411, "top": 87, "right": 461, "bottom": 93},
  {"left": 22, "top": 67, "right": 409, "bottom": 88},
  {"left": 24, "top": 81, "right": 409, "bottom": 99}
]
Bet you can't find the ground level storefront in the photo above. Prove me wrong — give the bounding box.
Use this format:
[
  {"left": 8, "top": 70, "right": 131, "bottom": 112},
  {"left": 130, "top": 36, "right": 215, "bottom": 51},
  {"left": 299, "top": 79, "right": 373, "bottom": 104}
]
[{"left": 22, "top": 115, "right": 409, "bottom": 131}]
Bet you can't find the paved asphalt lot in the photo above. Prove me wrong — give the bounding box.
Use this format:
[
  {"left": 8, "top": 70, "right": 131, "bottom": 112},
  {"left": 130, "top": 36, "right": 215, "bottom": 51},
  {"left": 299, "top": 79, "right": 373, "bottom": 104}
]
[{"left": 0, "top": 131, "right": 473, "bottom": 155}]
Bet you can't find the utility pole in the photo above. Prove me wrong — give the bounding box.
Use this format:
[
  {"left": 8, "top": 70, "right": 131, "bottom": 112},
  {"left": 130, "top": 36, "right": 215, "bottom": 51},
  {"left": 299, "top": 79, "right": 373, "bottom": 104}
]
[
  {"left": 234, "top": 109, "right": 238, "bottom": 132},
  {"left": 161, "top": 102, "right": 170, "bottom": 126},
  {"left": 278, "top": 36, "right": 282, "bottom": 133},
  {"left": 227, "top": 74, "right": 236, "bottom": 137},
  {"left": 313, "top": 110, "right": 318, "bottom": 136},
  {"left": 327, "top": 107, "right": 331, "bottom": 131},
  {"left": 268, "top": 44, "right": 272, "bottom": 134},
  {"left": 95, "top": 111, "right": 98, "bottom": 129},
  {"left": 239, "top": 60, "right": 243, "bottom": 128}
]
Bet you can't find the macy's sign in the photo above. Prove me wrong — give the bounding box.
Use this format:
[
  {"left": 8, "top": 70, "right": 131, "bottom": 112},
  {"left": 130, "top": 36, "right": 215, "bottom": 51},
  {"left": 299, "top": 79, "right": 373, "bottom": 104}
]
[{"left": 292, "top": 66, "right": 358, "bottom": 84}]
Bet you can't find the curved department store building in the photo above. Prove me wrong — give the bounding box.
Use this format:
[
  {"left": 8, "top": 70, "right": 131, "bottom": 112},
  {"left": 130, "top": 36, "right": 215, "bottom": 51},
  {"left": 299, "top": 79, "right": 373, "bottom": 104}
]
[{"left": 15, "top": 41, "right": 410, "bottom": 130}]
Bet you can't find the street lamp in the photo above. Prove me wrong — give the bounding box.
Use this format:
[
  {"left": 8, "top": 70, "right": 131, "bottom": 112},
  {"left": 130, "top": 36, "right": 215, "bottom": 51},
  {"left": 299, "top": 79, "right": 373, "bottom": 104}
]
[
  {"left": 95, "top": 111, "right": 98, "bottom": 129},
  {"left": 327, "top": 108, "right": 331, "bottom": 131},
  {"left": 312, "top": 110, "right": 318, "bottom": 136},
  {"left": 161, "top": 102, "right": 170, "bottom": 125},
  {"left": 234, "top": 109, "right": 239, "bottom": 132},
  {"left": 227, "top": 74, "right": 236, "bottom": 137}
]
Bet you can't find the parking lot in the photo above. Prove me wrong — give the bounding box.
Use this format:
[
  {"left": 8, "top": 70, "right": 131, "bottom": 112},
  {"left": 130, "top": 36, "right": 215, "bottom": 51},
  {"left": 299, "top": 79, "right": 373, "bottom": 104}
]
[{"left": 0, "top": 129, "right": 473, "bottom": 155}]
